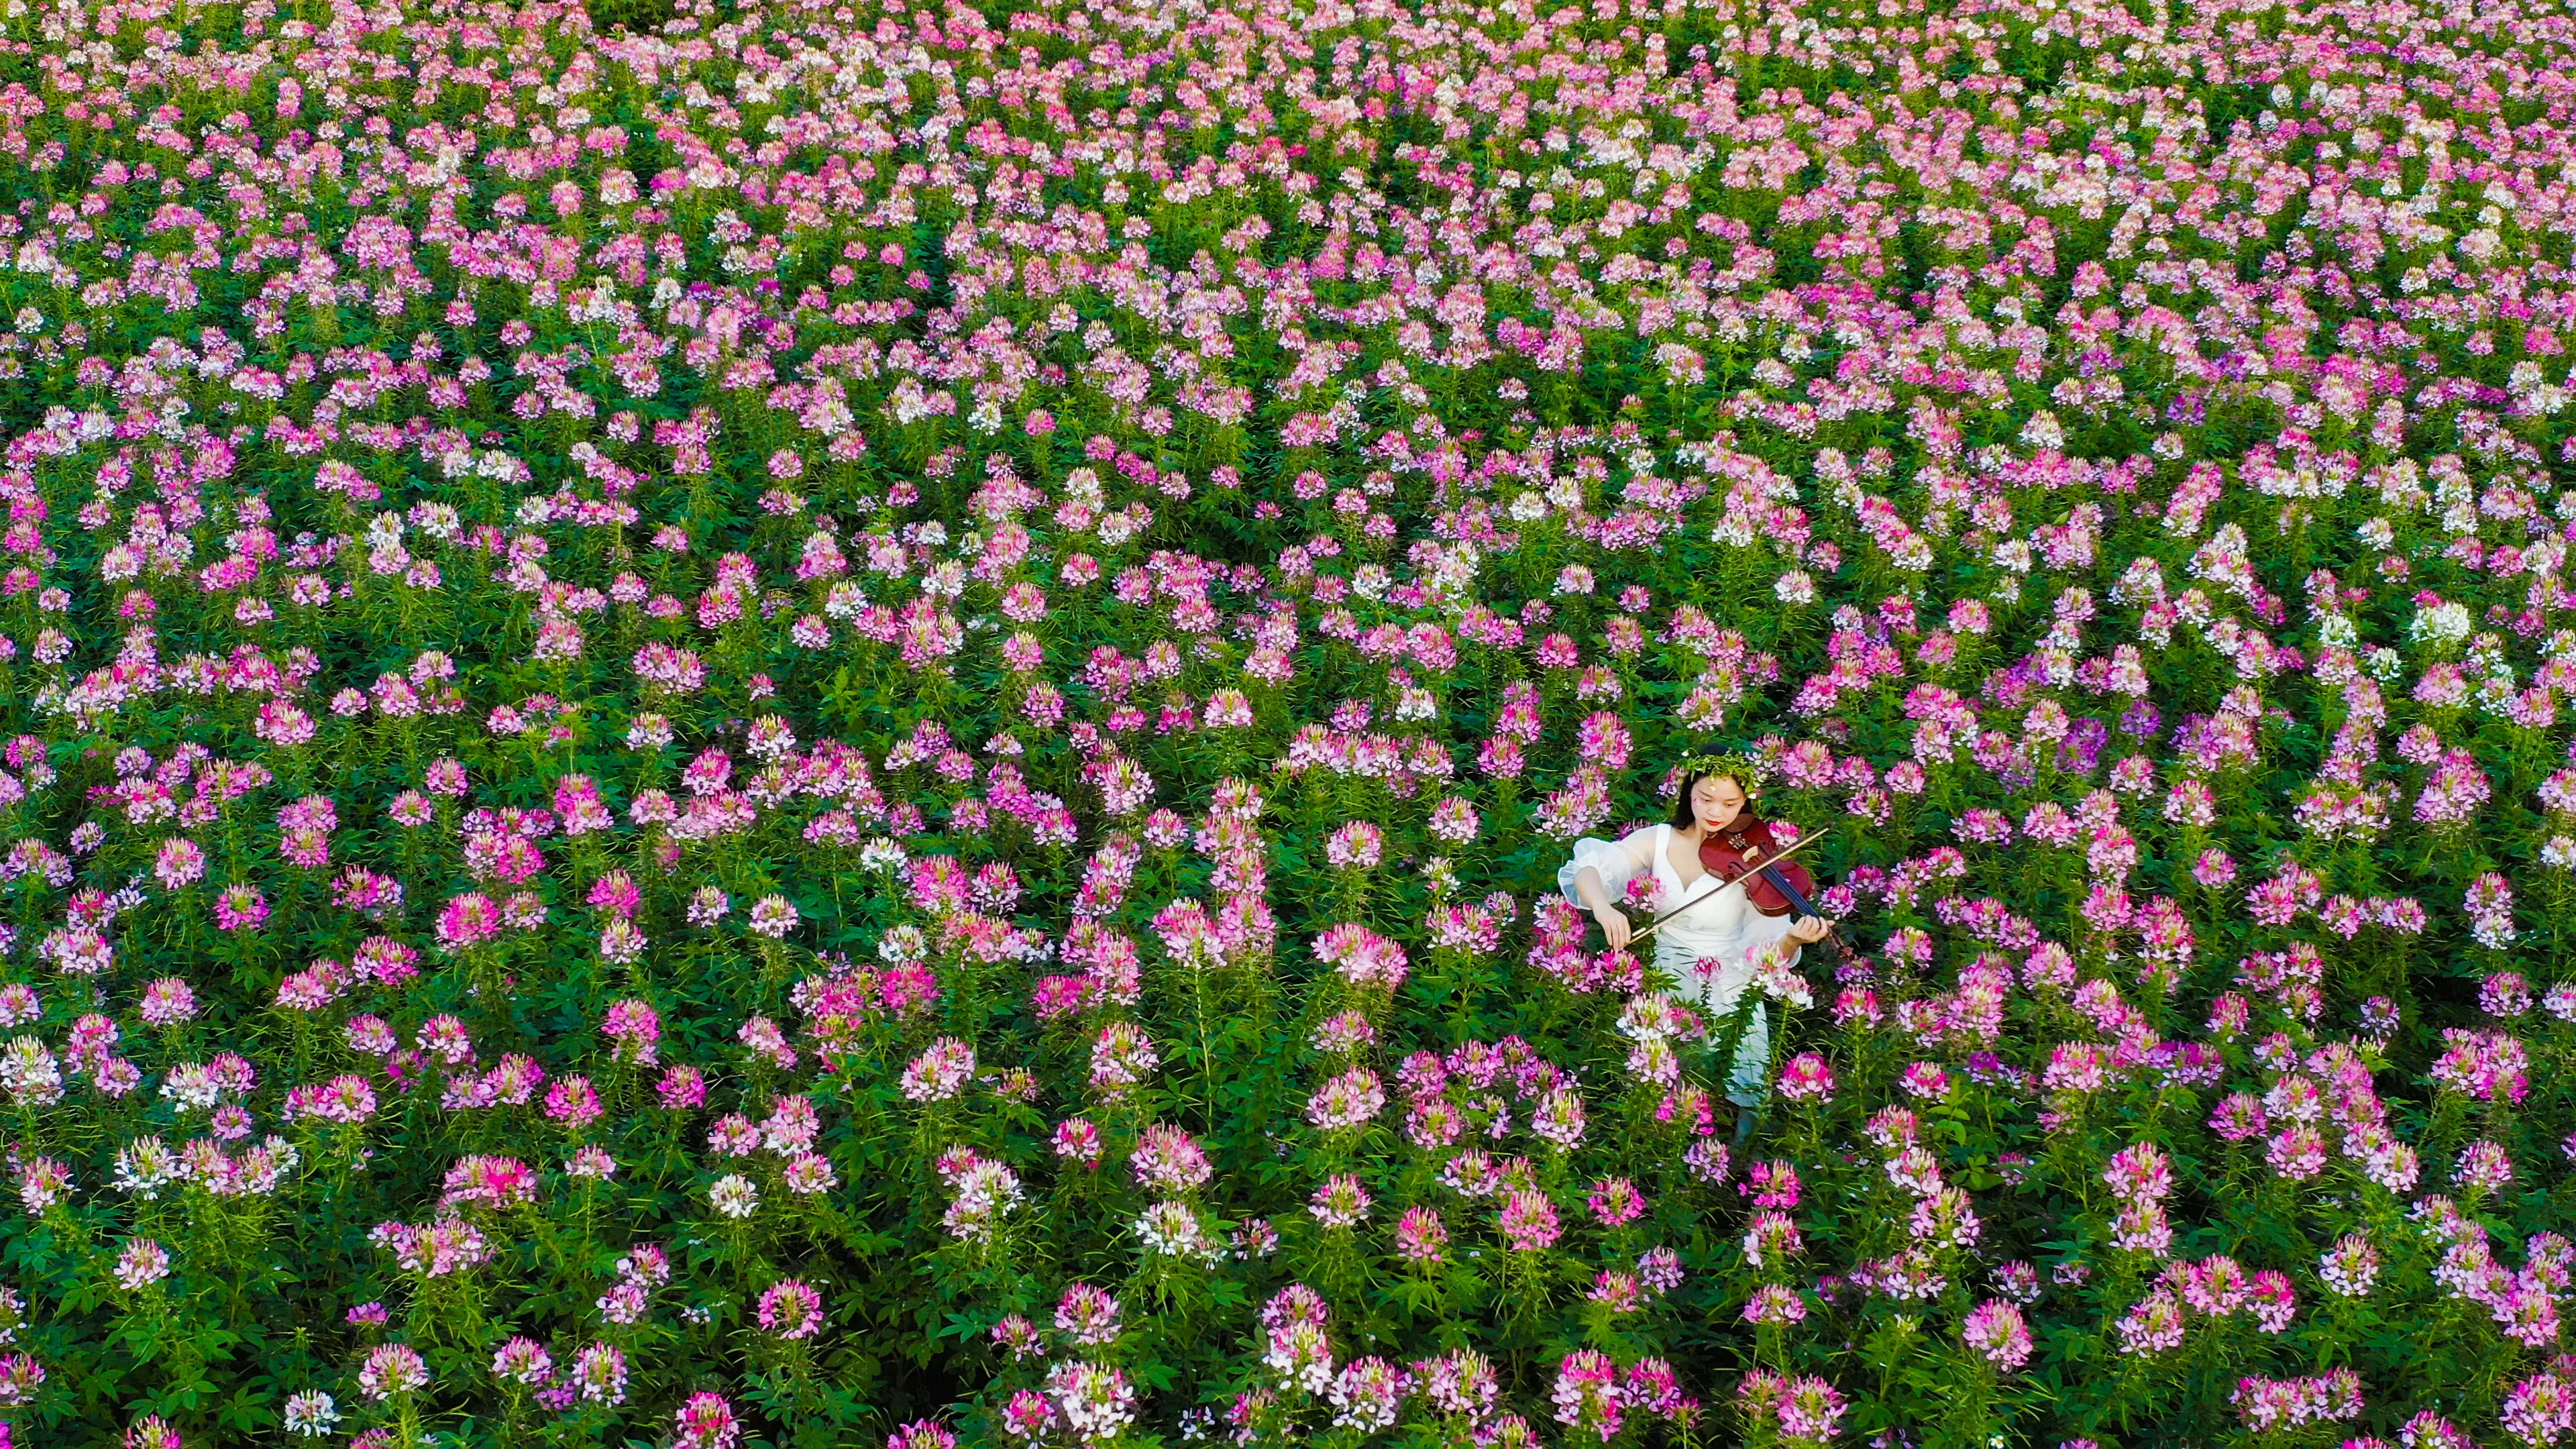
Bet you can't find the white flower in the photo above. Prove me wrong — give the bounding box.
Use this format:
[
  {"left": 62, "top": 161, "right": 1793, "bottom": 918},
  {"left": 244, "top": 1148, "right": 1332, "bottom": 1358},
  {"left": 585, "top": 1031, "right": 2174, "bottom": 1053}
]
[
  {"left": 282, "top": 1391, "right": 341, "bottom": 1437},
  {"left": 710, "top": 1175, "right": 759, "bottom": 1220}
]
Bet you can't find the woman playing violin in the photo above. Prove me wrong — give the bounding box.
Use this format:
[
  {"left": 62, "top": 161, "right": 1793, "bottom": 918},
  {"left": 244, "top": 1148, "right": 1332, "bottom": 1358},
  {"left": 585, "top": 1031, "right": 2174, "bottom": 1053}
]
[{"left": 1558, "top": 751, "right": 1828, "bottom": 1142}]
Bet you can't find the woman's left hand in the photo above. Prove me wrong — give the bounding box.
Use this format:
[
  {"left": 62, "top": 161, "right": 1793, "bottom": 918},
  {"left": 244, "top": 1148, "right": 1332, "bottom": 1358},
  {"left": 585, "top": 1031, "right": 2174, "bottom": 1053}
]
[{"left": 1787, "top": 914, "right": 1829, "bottom": 943}]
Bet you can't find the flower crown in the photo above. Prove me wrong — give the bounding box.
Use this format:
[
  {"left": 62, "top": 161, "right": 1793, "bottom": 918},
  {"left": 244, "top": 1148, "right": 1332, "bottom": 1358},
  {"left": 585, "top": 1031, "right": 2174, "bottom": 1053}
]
[{"left": 1670, "top": 749, "right": 1771, "bottom": 798}]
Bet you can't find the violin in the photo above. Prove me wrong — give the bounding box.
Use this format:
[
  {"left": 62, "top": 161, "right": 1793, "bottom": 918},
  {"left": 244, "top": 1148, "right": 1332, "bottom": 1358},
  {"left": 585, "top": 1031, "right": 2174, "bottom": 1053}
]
[
  {"left": 1697, "top": 816, "right": 1815, "bottom": 918},
  {"left": 1699, "top": 816, "right": 1856, "bottom": 987}
]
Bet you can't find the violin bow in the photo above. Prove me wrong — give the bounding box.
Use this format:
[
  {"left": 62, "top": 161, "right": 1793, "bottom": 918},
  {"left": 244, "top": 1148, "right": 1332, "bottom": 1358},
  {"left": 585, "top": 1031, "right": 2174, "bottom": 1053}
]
[{"left": 1627, "top": 824, "right": 1829, "bottom": 947}]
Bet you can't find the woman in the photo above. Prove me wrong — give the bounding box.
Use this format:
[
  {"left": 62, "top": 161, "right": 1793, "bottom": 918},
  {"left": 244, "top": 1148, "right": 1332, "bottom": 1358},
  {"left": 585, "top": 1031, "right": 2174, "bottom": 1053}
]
[{"left": 1558, "top": 753, "right": 1829, "bottom": 1142}]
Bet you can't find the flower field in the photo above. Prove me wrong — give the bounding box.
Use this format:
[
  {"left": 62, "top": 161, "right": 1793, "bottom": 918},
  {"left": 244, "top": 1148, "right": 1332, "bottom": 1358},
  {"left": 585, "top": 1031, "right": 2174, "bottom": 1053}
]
[{"left": 0, "top": 0, "right": 2572, "bottom": 1442}]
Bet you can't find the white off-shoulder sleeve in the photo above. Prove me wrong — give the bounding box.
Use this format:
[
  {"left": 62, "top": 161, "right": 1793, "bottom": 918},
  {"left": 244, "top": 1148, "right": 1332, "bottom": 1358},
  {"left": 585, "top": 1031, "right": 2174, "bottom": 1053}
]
[{"left": 1558, "top": 829, "right": 1654, "bottom": 908}]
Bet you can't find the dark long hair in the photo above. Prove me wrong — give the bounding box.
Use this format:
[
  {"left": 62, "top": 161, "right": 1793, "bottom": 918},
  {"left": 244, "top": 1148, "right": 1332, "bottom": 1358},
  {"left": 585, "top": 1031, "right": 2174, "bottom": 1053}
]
[{"left": 1665, "top": 767, "right": 1752, "bottom": 830}]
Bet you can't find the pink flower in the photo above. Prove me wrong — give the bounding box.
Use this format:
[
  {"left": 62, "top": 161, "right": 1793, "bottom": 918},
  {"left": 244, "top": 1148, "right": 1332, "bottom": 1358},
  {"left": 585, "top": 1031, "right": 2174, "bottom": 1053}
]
[
  {"left": 1551, "top": 1350, "right": 1623, "bottom": 1442},
  {"left": 1305, "top": 1069, "right": 1386, "bottom": 1132},
  {"left": 357, "top": 1344, "right": 428, "bottom": 1401},
  {"left": 1742, "top": 1284, "right": 1807, "bottom": 1326},
  {"left": 2249, "top": 1271, "right": 2296, "bottom": 1333},
  {"left": 1587, "top": 1178, "right": 1645, "bottom": 1226},
  {"left": 1053, "top": 1285, "right": 1121, "bottom": 1346},
  {"left": 1395, "top": 1206, "right": 1448, "bottom": 1265},
  {"left": 2502, "top": 1373, "right": 2574, "bottom": 1447},
  {"left": 1497, "top": 1189, "right": 1561, "bottom": 1252},
  {"left": 436, "top": 893, "right": 502, "bottom": 951},
  {"left": 2102, "top": 1142, "right": 2173, "bottom": 1201},
  {"left": 212, "top": 885, "right": 269, "bottom": 932},
  {"left": 2232, "top": 1369, "right": 2362, "bottom": 1434},
  {"left": 543, "top": 1076, "right": 602, "bottom": 1129},
  {"left": 2456, "top": 1138, "right": 2518, "bottom": 1195},
  {"left": 655, "top": 1065, "right": 706, "bottom": 1110},
  {"left": 2115, "top": 1290, "right": 2186, "bottom": 1356},
  {"left": 675, "top": 1393, "right": 742, "bottom": 1449},
  {"left": 1963, "top": 1299, "right": 2032, "bottom": 1370},
  {"left": 757, "top": 1279, "right": 824, "bottom": 1340},
  {"left": 1776, "top": 1053, "right": 1835, "bottom": 1102},
  {"left": 601, "top": 1000, "right": 661, "bottom": 1065},
  {"left": 1309, "top": 1173, "right": 1372, "bottom": 1228},
  {"left": 1737, "top": 1371, "right": 1846, "bottom": 1445}
]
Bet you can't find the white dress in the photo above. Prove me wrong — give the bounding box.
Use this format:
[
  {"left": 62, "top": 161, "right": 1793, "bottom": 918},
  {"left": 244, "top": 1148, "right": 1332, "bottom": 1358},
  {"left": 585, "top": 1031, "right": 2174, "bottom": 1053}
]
[{"left": 1557, "top": 822, "right": 1801, "bottom": 1106}]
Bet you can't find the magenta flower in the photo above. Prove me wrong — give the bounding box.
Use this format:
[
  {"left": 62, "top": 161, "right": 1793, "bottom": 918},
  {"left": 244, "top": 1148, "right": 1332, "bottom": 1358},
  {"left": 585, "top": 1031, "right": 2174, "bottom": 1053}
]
[
  {"left": 435, "top": 893, "right": 502, "bottom": 951},
  {"left": 1395, "top": 1206, "right": 1448, "bottom": 1265},
  {"left": 757, "top": 1279, "right": 824, "bottom": 1340},
  {"left": 1776, "top": 1053, "right": 1835, "bottom": 1103},
  {"left": 1567, "top": 1173, "right": 1636, "bottom": 1227},
  {"left": 674, "top": 1393, "right": 742, "bottom": 1449},
  {"left": 212, "top": 885, "right": 269, "bottom": 932}
]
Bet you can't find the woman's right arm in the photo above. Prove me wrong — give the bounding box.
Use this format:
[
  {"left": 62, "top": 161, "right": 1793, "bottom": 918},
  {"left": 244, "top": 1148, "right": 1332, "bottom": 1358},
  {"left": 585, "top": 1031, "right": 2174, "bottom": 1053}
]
[
  {"left": 1570, "top": 863, "right": 1629, "bottom": 950},
  {"left": 1566, "top": 830, "right": 1653, "bottom": 952}
]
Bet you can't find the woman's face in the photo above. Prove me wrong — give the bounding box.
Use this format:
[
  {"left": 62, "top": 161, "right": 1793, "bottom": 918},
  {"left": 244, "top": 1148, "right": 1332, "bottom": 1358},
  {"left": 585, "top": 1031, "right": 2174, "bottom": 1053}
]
[{"left": 1688, "top": 775, "right": 1748, "bottom": 831}]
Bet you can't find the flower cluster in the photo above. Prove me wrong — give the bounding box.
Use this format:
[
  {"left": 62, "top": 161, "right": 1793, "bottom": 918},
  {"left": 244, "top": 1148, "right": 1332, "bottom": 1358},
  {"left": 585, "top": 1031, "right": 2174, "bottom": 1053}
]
[{"left": 0, "top": 0, "right": 2561, "bottom": 1442}]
